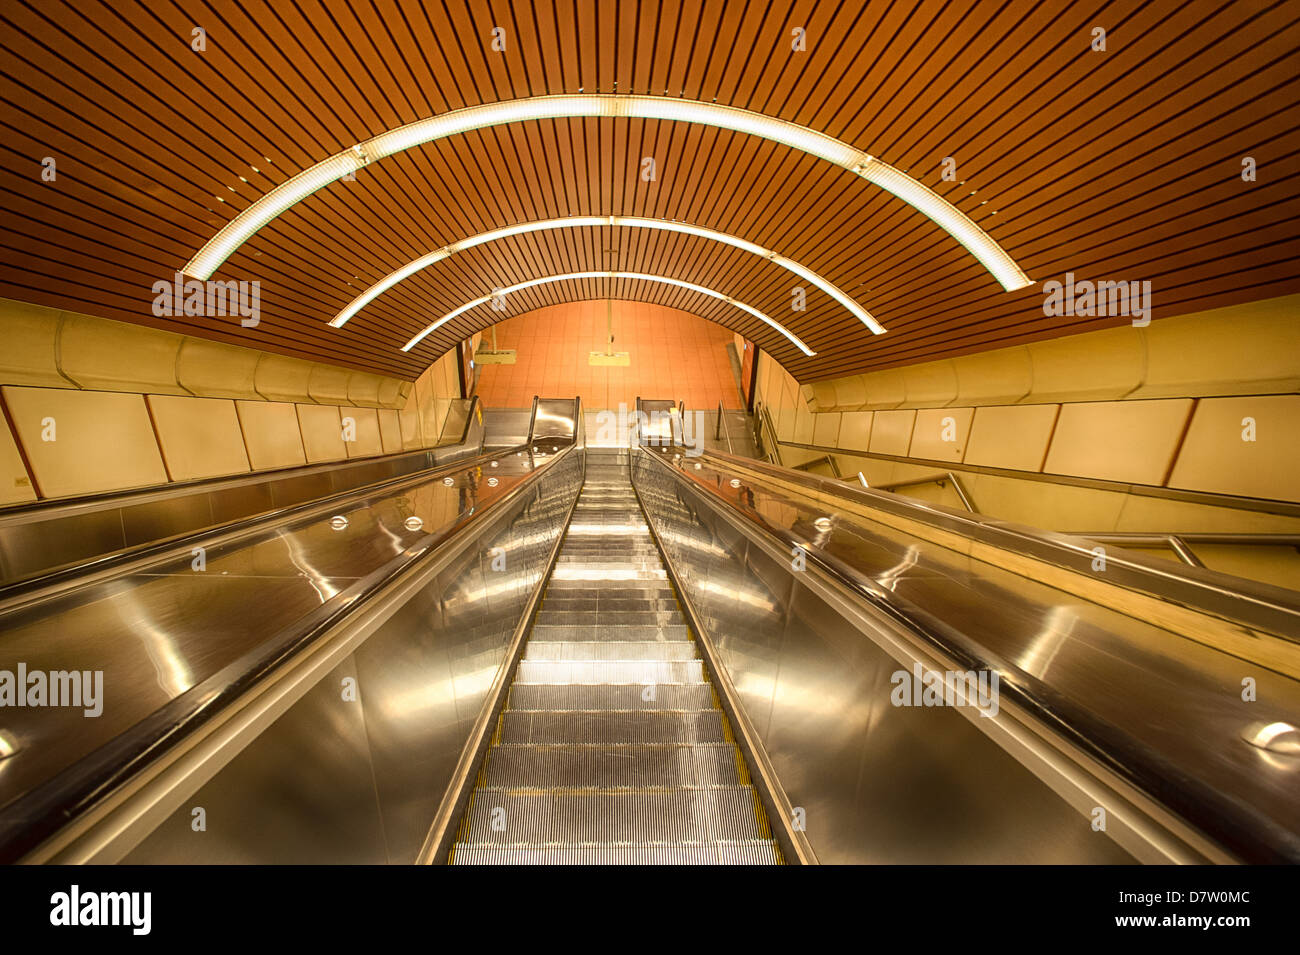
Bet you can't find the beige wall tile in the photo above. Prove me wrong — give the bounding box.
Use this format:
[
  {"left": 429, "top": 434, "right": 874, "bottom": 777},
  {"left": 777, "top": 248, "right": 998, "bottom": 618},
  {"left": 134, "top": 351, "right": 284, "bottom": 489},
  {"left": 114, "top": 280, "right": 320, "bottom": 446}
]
[
  {"left": 342, "top": 407, "right": 384, "bottom": 458},
  {"left": 147, "top": 394, "right": 250, "bottom": 481},
  {"left": 1044, "top": 398, "right": 1193, "bottom": 485},
  {"left": 297, "top": 403, "right": 346, "bottom": 462},
  {"left": 910, "top": 407, "right": 973, "bottom": 463},
  {"left": 4, "top": 386, "right": 168, "bottom": 497},
  {"left": 869, "top": 409, "right": 916, "bottom": 456},
  {"left": 1168, "top": 395, "right": 1300, "bottom": 502},
  {"left": 965, "top": 404, "right": 1060, "bottom": 471},
  {"left": 236, "top": 400, "right": 306, "bottom": 470},
  {"left": 0, "top": 414, "right": 36, "bottom": 504}
]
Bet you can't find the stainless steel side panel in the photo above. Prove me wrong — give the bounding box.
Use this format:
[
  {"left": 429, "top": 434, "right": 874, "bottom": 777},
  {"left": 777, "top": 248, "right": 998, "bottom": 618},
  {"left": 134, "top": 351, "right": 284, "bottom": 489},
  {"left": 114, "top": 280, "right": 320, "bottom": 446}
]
[
  {"left": 530, "top": 398, "right": 580, "bottom": 446},
  {"left": 633, "top": 452, "right": 1142, "bottom": 864},
  {"left": 120, "top": 453, "right": 581, "bottom": 864},
  {"left": 121, "top": 656, "right": 389, "bottom": 864},
  {"left": 482, "top": 409, "right": 532, "bottom": 450}
]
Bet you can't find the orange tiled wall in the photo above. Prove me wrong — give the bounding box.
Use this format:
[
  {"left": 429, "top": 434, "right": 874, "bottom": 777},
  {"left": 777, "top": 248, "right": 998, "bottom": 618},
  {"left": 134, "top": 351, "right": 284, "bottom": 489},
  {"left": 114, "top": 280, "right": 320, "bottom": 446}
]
[{"left": 472, "top": 301, "right": 744, "bottom": 410}]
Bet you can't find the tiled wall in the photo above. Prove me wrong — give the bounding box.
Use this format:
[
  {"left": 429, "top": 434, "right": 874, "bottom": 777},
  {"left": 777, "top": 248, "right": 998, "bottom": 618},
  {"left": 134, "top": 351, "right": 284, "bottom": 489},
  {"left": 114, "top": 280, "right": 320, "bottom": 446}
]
[
  {"left": 0, "top": 299, "right": 462, "bottom": 504},
  {"left": 473, "top": 300, "right": 742, "bottom": 410},
  {"left": 753, "top": 298, "right": 1300, "bottom": 588}
]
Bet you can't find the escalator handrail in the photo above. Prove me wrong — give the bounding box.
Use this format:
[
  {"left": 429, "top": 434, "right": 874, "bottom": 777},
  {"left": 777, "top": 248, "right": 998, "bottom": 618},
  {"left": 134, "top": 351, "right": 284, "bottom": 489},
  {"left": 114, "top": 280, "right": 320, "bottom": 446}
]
[
  {"left": 691, "top": 446, "right": 1300, "bottom": 638},
  {"left": 1, "top": 442, "right": 582, "bottom": 863},
  {"left": 0, "top": 432, "right": 532, "bottom": 612}
]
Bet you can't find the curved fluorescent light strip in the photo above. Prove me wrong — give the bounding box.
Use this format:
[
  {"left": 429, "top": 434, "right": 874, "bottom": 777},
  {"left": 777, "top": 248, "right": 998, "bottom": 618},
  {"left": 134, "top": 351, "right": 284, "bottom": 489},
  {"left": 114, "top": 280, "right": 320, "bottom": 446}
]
[
  {"left": 330, "top": 215, "right": 885, "bottom": 334},
  {"left": 184, "top": 95, "right": 1032, "bottom": 291},
  {"left": 400, "top": 271, "right": 816, "bottom": 357}
]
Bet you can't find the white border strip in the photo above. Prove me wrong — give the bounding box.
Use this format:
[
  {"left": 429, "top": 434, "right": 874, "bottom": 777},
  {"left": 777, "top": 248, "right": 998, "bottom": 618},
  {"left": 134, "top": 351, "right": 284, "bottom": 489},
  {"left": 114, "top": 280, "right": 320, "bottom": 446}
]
[
  {"left": 184, "top": 94, "right": 1032, "bottom": 292},
  {"left": 330, "top": 215, "right": 887, "bottom": 335}
]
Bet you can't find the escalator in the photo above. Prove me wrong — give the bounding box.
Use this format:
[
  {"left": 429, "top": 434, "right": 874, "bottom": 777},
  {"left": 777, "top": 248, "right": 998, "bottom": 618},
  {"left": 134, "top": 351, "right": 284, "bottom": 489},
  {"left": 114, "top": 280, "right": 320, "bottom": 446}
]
[
  {"left": 4, "top": 396, "right": 1300, "bottom": 865},
  {"left": 450, "top": 449, "right": 780, "bottom": 864}
]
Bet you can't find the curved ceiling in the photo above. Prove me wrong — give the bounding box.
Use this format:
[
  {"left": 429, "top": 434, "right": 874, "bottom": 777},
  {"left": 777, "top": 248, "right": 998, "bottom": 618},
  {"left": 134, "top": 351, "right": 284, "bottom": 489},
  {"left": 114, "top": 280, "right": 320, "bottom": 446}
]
[
  {"left": 182, "top": 93, "right": 1033, "bottom": 292},
  {"left": 330, "top": 215, "right": 885, "bottom": 334},
  {"left": 1, "top": 0, "right": 1296, "bottom": 385}
]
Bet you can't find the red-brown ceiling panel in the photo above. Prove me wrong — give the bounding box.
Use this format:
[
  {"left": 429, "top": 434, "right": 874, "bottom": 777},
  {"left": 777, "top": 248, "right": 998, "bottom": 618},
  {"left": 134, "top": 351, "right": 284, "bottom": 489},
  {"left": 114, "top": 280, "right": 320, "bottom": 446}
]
[{"left": 0, "top": 0, "right": 1294, "bottom": 386}]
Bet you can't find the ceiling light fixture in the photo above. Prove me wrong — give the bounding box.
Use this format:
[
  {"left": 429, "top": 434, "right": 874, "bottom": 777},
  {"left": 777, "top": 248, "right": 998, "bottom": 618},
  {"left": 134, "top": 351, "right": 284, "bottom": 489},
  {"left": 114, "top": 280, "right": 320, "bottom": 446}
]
[
  {"left": 400, "top": 271, "right": 816, "bottom": 357},
  {"left": 330, "top": 215, "right": 885, "bottom": 334},
  {"left": 182, "top": 95, "right": 1032, "bottom": 291}
]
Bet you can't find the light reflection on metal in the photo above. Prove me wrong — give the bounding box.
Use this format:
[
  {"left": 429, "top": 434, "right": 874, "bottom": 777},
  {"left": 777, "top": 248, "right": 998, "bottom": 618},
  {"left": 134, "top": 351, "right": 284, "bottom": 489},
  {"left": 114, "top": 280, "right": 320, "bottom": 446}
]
[
  {"left": 131, "top": 615, "right": 196, "bottom": 698},
  {"left": 276, "top": 529, "right": 345, "bottom": 604},
  {"left": 329, "top": 515, "right": 348, "bottom": 530},
  {"left": 404, "top": 516, "right": 424, "bottom": 532},
  {"left": 876, "top": 543, "right": 921, "bottom": 593},
  {"left": 1242, "top": 721, "right": 1300, "bottom": 755},
  {"left": 1016, "top": 606, "right": 1077, "bottom": 679},
  {"left": 567, "top": 523, "right": 649, "bottom": 535},
  {"left": 699, "top": 579, "right": 778, "bottom": 612}
]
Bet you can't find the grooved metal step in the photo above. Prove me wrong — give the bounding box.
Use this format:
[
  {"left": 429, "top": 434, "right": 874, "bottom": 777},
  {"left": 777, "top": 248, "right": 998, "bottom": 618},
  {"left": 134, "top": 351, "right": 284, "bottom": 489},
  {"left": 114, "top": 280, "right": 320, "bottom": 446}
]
[
  {"left": 456, "top": 788, "right": 771, "bottom": 843},
  {"left": 506, "top": 683, "right": 716, "bottom": 711},
  {"left": 479, "top": 742, "right": 745, "bottom": 788},
  {"left": 515, "top": 659, "right": 706, "bottom": 684},
  {"left": 541, "top": 597, "right": 680, "bottom": 612},
  {"left": 451, "top": 841, "right": 781, "bottom": 865},
  {"left": 523, "top": 641, "right": 699, "bottom": 661},
  {"left": 527, "top": 624, "right": 691, "bottom": 642},
  {"left": 533, "top": 610, "right": 686, "bottom": 627},
  {"left": 497, "top": 710, "right": 728, "bottom": 744}
]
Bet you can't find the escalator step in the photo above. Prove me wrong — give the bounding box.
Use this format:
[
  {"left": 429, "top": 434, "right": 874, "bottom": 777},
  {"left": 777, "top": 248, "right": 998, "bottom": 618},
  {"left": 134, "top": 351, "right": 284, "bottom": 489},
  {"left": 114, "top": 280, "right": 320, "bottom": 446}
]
[
  {"left": 455, "top": 787, "right": 770, "bottom": 843},
  {"left": 449, "top": 452, "right": 780, "bottom": 865},
  {"left": 524, "top": 629, "right": 693, "bottom": 648},
  {"left": 540, "top": 597, "right": 680, "bottom": 612},
  {"left": 507, "top": 683, "right": 716, "bottom": 710},
  {"left": 533, "top": 610, "right": 686, "bottom": 627},
  {"left": 450, "top": 840, "right": 781, "bottom": 865},
  {"left": 480, "top": 742, "right": 743, "bottom": 788},
  {"left": 515, "top": 659, "right": 706, "bottom": 684},
  {"left": 497, "top": 710, "right": 727, "bottom": 744},
  {"left": 550, "top": 568, "right": 668, "bottom": 581}
]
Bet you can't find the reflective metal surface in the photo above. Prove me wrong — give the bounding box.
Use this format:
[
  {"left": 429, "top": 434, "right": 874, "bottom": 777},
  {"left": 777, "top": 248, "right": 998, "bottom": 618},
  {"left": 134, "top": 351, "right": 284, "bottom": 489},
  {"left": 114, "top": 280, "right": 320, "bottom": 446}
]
[
  {"left": 0, "top": 440, "right": 574, "bottom": 861},
  {"left": 635, "top": 398, "right": 681, "bottom": 446},
  {"left": 0, "top": 397, "right": 489, "bottom": 589},
  {"left": 125, "top": 453, "right": 581, "bottom": 863},
  {"left": 631, "top": 446, "right": 1300, "bottom": 863},
  {"left": 712, "top": 450, "right": 1300, "bottom": 643},
  {"left": 482, "top": 408, "right": 533, "bottom": 450},
  {"left": 529, "top": 397, "right": 581, "bottom": 447}
]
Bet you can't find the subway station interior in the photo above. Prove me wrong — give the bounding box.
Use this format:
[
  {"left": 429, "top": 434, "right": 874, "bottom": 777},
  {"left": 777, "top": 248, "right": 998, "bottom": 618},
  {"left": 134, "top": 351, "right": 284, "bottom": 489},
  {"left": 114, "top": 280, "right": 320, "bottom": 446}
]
[{"left": 0, "top": 0, "right": 1297, "bottom": 868}]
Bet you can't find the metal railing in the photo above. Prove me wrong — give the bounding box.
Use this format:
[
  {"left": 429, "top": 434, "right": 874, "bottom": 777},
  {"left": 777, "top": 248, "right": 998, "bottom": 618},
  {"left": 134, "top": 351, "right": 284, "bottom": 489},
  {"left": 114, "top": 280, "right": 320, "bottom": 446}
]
[
  {"left": 714, "top": 401, "right": 734, "bottom": 454},
  {"left": 755, "top": 402, "right": 783, "bottom": 466},
  {"left": 1076, "top": 531, "right": 1300, "bottom": 568},
  {"left": 858, "top": 469, "right": 976, "bottom": 512},
  {"left": 793, "top": 454, "right": 842, "bottom": 479}
]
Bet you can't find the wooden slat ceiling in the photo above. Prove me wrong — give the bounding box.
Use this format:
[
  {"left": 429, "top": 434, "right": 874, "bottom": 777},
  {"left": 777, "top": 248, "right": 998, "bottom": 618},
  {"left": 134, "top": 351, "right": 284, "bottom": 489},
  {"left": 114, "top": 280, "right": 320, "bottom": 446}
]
[{"left": 1, "top": 0, "right": 1296, "bottom": 384}]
